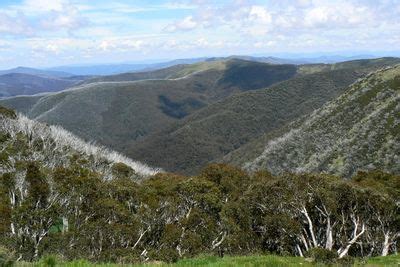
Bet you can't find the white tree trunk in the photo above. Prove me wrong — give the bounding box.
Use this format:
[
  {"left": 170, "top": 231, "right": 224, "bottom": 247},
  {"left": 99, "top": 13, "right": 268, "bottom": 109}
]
[
  {"left": 381, "top": 232, "right": 391, "bottom": 256},
  {"left": 338, "top": 219, "right": 365, "bottom": 259},
  {"left": 325, "top": 216, "right": 333, "bottom": 250},
  {"left": 301, "top": 206, "right": 318, "bottom": 248}
]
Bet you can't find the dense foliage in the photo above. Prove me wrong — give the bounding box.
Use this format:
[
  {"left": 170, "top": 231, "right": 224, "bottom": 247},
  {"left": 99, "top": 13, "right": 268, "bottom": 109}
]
[{"left": 1, "top": 158, "right": 399, "bottom": 263}]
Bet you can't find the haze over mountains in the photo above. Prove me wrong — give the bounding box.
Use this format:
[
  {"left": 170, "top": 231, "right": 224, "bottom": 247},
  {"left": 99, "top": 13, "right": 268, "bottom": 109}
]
[{"left": 1, "top": 56, "right": 399, "bottom": 176}]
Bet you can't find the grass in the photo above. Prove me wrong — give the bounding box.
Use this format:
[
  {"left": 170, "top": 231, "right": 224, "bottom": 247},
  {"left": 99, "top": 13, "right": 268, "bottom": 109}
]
[
  {"left": 363, "top": 254, "right": 400, "bottom": 266},
  {"left": 14, "top": 254, "right": 400, "bottom": 267}
]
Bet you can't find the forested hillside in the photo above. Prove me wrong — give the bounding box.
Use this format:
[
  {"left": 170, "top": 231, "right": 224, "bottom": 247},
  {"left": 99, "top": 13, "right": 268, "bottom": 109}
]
[
  {"left": 129, "top": 60, "right": 400, "bottom": 174},
  {"left": 240, "top": 65, "right": 400, "bottom": 177},
  {"left": 0, "top": 59, "right": 297, "bottom": 154},
  {"left": 2, "top": 58, "right": 400, "bottom": 175}
]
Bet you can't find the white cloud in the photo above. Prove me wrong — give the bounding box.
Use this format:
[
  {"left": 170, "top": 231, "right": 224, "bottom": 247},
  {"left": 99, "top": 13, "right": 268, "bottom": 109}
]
[
  {"left": 0, "top": 12, "right": 34, "bottom": 36},
  {"left": 1, "top": 0, "right": 89, "bottom": 35},
  {"left": 164, "top": 16, "right": 198, "bottom": 32},
  {"left": 22, "top": 0, "right": 67, "bottom": 12},
  {"left": 248, "top": 6, "right": 272, "bottom": 24},
  {"left": 303, "top": 2, "right": 374, "bottom": 28},
  {"left": 39, "top": 5, "right": 88, "bottom": 31}
]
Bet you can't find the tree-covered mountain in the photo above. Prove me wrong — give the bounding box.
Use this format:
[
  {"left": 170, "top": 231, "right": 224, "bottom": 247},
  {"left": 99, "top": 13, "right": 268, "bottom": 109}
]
[
  {"left": 0, "top": 59, "right": 298, "bottom": 155},
  {"left": 235, "top": 65, "right": 400, "bottom": 177},
  {"left": 127, "top": 58, "right": 400, "bottom": 174},
  {"left": 0, "top": 106, "right": 158, "bottom": 179}
]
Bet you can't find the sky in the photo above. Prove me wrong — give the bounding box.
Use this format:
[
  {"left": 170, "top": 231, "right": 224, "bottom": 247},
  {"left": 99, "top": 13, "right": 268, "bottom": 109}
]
[{"left": 0, "top": 0, "right": 399, "bottom": 69}]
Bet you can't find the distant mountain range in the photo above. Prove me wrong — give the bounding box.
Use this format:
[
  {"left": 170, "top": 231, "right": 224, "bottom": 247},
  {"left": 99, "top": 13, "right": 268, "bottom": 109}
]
[
  {"left": 46, "top": 58, "right": 210, "bottom": 76},
  {"left": 45, "top": 55, "right": 379, "bottom": 76},
  {"left": 0, "top": 73, "right": 86, "bottom": 98},
  {"left": 2, "top": 54, "right": 383, "bottom": 77},
  {"left": 0, "top": 66, "right": 73, "bottom": 77}
]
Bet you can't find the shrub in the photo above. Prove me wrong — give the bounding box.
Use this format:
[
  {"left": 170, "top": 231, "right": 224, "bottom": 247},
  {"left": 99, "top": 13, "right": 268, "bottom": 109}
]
[
  {"left": 0, "top": 246, "right": 14, "bottom": 267},
  {"left": 40, "top": 255, "right": 59, "bottom": 267},
  {"left": 0, "top": 106, "right": 16, "bottom": 119},
  {"left": 112, "top": 162, "right": 135, "bottom": 177},
  {"left": 149, "top": 248, "right": 179, "bottom": 263},
  {"left": 337, "top": 255, "right": 355, "bottom": 266},
  {"left": 306, "top": 247, "right": 338, "bottom": 264}
]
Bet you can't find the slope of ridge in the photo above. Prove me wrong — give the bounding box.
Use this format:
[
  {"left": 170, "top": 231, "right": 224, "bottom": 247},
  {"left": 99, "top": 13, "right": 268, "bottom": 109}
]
[
  {"left": 0, "top": 73, "right": 80, "bottom": 97},
  {"left": 298, "top": 57, "right": 400, "bottom": 75},
  {"left": 79, "top": 58, "right": 298, "bottom": 86},
  {"left": 127, "top": 58, "right": 400, "bottom": 175},
  {"left": 242, "top": 65, "right": 400, "bottom": 177},
  {"left": 0, "top": 106, "right": 158, "bottom": 178},
  {"left": 79, "top": 60, "right": 227, "bottom": 84},
  {"left": 0, "top": 59, "right": 297, "bottom": 154},
  {"left": 127, "top": 69, "right": 363, "bottom": 174}
]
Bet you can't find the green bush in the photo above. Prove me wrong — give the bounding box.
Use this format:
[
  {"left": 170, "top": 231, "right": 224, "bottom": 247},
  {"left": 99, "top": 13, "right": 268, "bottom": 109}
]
[
  {"left": 112, "top": 162, "right": 135, "bottom": 177},
  {"left": 0, "top": 106, "right": 16, "bottom": 119},
  {"left": 306, "top": 247, "right": 338, "bottom": 264},
  {"left": 0, "top": 246, "right": 14, "bottom": 267},
  {"left": 337, "top": 255, "right": 355, "bottom": 266},
  {"left": 149, "top": 248, "right": 179, "bottom": 263},
  {"left": 40, "top": 255, "right": 59, "bottom": 267}
]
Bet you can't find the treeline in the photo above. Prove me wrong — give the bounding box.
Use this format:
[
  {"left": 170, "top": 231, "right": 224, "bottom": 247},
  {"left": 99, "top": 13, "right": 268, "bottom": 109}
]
[{"left": 0, "top": 161, "right": 399, "bottom": 263}]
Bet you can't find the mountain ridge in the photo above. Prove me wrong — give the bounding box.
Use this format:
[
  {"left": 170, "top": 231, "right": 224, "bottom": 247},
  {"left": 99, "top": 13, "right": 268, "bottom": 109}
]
[{"left": 239, "top": 65, "right": 400, "bottom": 177}]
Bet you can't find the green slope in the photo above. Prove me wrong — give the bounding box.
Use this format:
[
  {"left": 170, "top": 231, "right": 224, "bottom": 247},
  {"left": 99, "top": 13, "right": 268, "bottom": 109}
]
[
  {"left": 128, "top": 58, "right": 400, "bottom": 174},
  {"left": 240, "top": 65, "right": 400, "bottom": 177},
  {"left": 78, "top": 60, "right": 228, "bottom": 85},
  {"left": 127, "top": 69, "right": 363, "bottom": 174},
  {"left": 0, "top": 59, "right": 297, "bottom": 156}
]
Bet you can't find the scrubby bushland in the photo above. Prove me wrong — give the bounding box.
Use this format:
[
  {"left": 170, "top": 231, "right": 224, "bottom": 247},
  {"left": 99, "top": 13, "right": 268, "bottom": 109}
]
[{"left": 0, "top": 159, "right": 398, "bottom": 263}]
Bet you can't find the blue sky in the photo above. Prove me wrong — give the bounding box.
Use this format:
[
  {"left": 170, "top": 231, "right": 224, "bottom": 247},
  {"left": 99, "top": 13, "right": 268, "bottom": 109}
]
[{"left": 0, "top": 0, "right": 399, "bottom": 68}]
